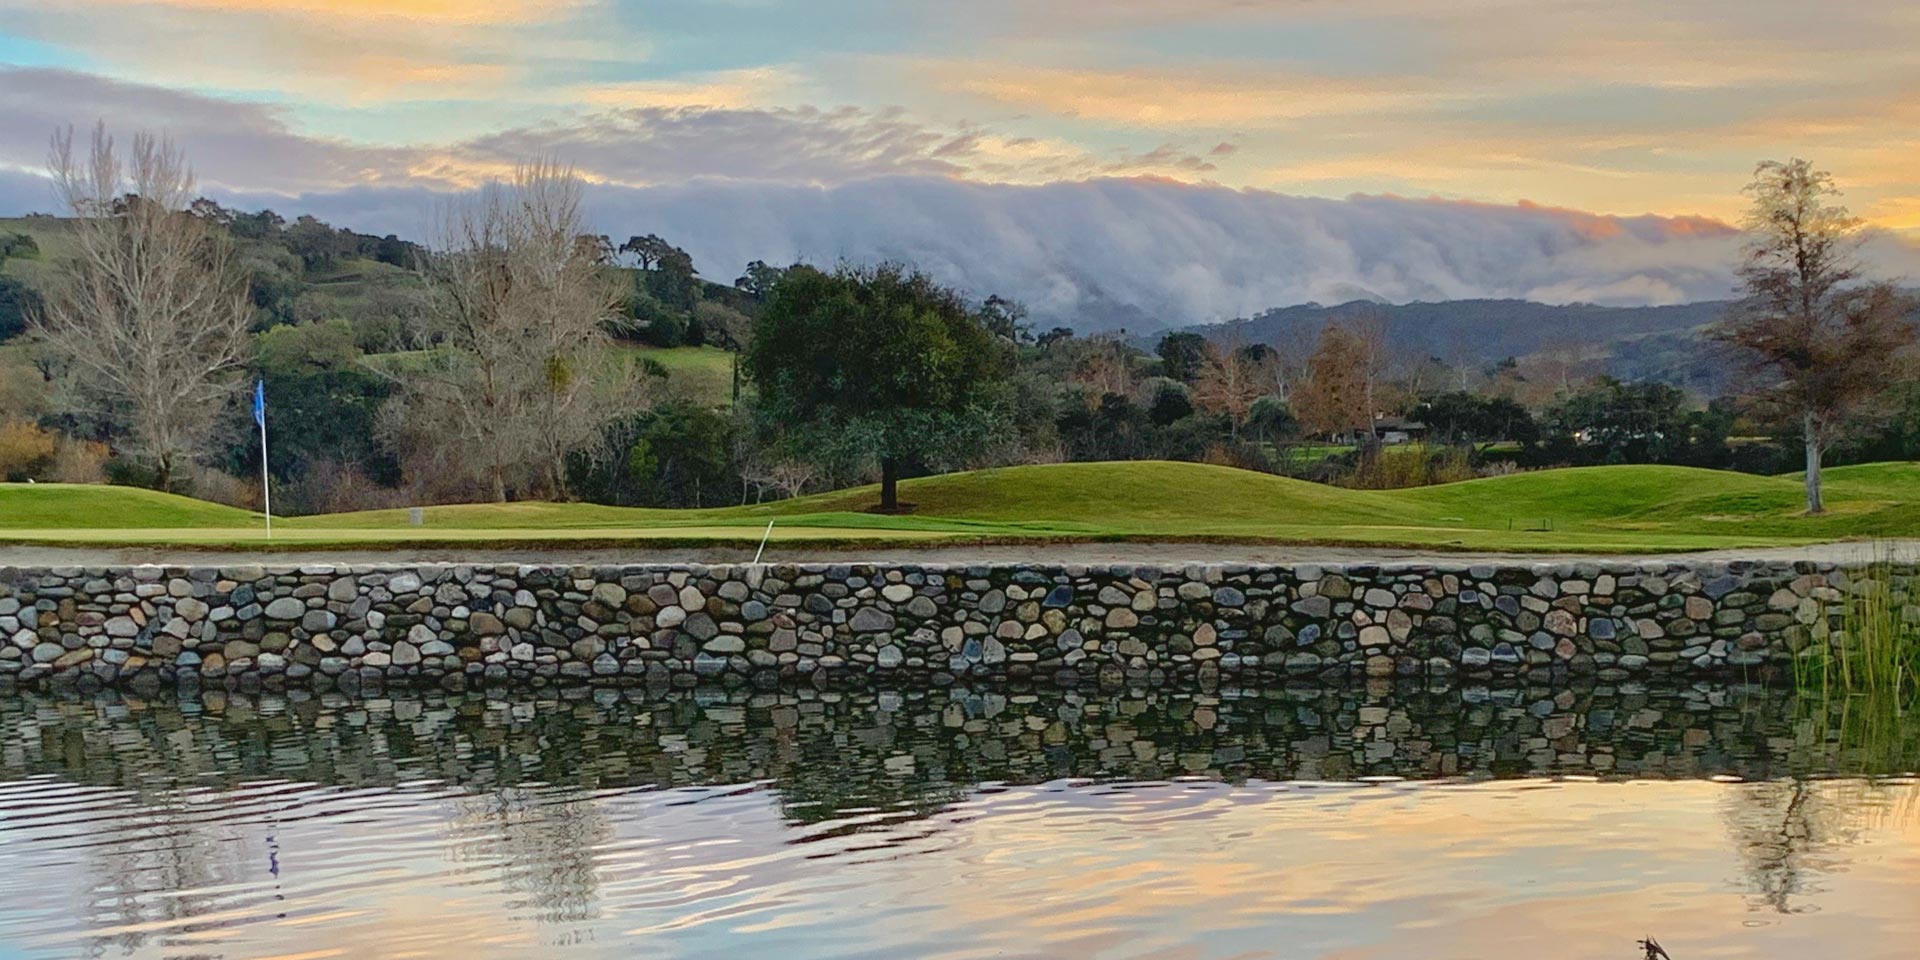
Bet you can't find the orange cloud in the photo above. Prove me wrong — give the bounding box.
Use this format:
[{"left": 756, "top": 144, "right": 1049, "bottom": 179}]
[
  {"left": 0, "top": 0, "right": 631, "bottom": 106},
  {"left": 53, "top": 0, "right": 579, "bottom": 25},
  {"left": 1867, "top": 197, "right": 1920, "bottom": 234},
  {"left": 932, "top": 62, "right": 1434, "bottom": 128},
  {"left": 570, "top": 68, "right": 800, "bottom": 111}
]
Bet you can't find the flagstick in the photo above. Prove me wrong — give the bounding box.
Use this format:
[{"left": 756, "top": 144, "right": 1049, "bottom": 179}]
[{"left": 258, "top": 400, "right": 272, "bottom": 540}]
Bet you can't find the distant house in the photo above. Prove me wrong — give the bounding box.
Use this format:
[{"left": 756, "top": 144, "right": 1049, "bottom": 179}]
[{"left": 1372, "top": 415, "right": 1428, "bottom": 446}]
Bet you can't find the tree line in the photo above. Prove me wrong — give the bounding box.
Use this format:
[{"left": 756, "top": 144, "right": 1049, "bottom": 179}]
[{"left": 0, "top": 124, "right": 1914, "bottom": 515}]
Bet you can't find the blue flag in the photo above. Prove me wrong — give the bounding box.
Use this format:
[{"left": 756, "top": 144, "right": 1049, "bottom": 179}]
[{"left": 253, "top": 380, "right": 265, "bottom": 427}]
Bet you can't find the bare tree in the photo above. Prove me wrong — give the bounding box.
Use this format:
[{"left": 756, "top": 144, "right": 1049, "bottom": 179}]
[
  {"left": 1436, "top": 326, "right": 1486, "bottom": 393},
  {"left": 1508, "top": 335, "right": 1601, "bottom": 408},
  {"left": 736, "top": 432, "right": 819, "bottom": 504},
  {"left": 1267, "top": 330, "right": 1314, "bottom": 401},
  {"left": 1191, "top": 340, "right": 1270, "bottom": 438},
  {"left": 382, "top": 160, "right": 641, "bottom": 501},
  {"left": 1072, "top": 335, "right": 1141, "bottom": 399},
  {"left": 751, "top": 459, "right": 817, "bottom": 501},
  {"left": 1715, "top": 159, "right": 1917, "bottom": 513},
  {"left": 32, "top": 125, "right": 252, "bottom": 490},
  {"left": 1293, "top": 319, "right": 1391, "bottom": 442},
  {"left": 1351, "top": 313, "right": 1394, "bottom": 429}
]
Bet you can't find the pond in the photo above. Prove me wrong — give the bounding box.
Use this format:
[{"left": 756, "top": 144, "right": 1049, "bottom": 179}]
[{"left": 0, "top": 683, "right": 1914, "bottom": 959}]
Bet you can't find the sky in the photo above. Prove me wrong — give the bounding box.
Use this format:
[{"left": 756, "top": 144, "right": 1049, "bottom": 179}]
[{"left": 1, "top": 0, "right": 1917, "bottom": 326}]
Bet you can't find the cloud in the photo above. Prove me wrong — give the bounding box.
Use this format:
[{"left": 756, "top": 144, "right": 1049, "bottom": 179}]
[
  {"left": 45, "top": 0, "right": 578, "bottom": 24},
  {"left": 0, "top": 0, "right": 625, "bottom": 104},
  {"left": 0, "top": 67, "right": 1224, "bottom": 194},
  {"left": 929, "top": 63, "right": 1436, "bottom": 128},
  {"left": 461, "top": 106, "right": 988, "bottom": 185},
  {"left": 567, "top": 68, "right": 805, "bottom": 111},
  {"left": 0, "top": 68, "right": 425, "bottom": 194},
  {"left": 435, "top": 106, "right": 1220, "bottom": 187},
  {"left": 11, "top": 139, "right": 1916, "bottom": 331},
  {"left": 147, "top": 175, "right": 1920, "bottom": 331},
  {"left": 6, "top": 64, "right": 1916, "bottom": 332}
]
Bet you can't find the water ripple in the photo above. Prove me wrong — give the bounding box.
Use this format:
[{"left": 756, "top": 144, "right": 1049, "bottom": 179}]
[{"left": 0, "top": 684, "right": 1915, "bottom": 958}]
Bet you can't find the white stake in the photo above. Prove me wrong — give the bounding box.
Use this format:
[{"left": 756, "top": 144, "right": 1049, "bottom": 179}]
[{"left": 752, "top": 519, "right": 774, "bottom": 564}]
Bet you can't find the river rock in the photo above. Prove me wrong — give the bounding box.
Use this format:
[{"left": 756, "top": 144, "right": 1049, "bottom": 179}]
[{"left": 263, "top": 597, "right": 305, "bottom": 620}]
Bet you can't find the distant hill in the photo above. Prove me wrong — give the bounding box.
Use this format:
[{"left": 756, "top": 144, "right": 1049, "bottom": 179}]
[
  {"left": 1197, "top": 298, "right": 1731, "bottom": 357},
  {"left": 1185, "top": 298, "right": 1736, "bottom": 393}
]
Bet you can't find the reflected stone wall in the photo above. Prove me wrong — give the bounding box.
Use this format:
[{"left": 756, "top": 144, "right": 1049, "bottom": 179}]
[
  {"left": 1, "top": 683, "right": 1915, "bottom": 793},
  {"left": 0, "top": 560, "right": 1911, "bottom": 691}
]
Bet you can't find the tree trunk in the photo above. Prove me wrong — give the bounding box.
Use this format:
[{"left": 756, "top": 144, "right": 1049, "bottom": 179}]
[
  {"left": 490, "top": 461, "right": 507, "bottom": 503},
  {"left": 879, "top": 457, "right": 900, "bottom": 513},
  {"left": 1803, "top": 412, "right": 1824, "bottom": 515}
]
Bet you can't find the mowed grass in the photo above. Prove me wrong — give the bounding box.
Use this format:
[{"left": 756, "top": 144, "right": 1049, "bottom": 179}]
[
  {"left": 0, "top": 483, "right": 258, "bottom": 529},
  {"left": 3, "top": 460, "right": 1918, "bottom": 552}
]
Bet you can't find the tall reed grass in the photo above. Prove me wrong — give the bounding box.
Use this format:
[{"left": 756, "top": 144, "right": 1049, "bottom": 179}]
[
  {"left": 1794, "top": 688, "right": 1920, "bottom": 775},
  {"left": 1794, "top": 547, "right": 1920, "bottom": 700},
  {"left": 1338, "top": 444, "right": 1477, "bottom": 490}
]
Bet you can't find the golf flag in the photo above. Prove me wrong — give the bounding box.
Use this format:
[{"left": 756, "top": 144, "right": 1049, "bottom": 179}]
[{"left": 255, "top": 380, "right": 272, "bottom": 537}]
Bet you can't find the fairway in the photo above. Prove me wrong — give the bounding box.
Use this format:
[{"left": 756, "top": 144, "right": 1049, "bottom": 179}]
[{"left": 2, "top": 460, "right": 1916, "bottom": 553}]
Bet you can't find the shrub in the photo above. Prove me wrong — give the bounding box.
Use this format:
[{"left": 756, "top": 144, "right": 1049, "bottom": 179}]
[
  {"left": 47, "top": 437, "right": 109, "bottom": 484},
  {"left": 281, "top": 457, "right": 408, "bottom": 515},
  {"left": 1340, "top": 444, "right": 1475, "bottom": 489},
  {"left": 0, "top": 418, "right": 55, "bottom": 480},
  {"left": 181, "top": 464, "right": 258, "bottom": 510}
]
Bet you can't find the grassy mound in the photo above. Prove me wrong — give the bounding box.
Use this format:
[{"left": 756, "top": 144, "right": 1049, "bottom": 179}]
[
  {"left": 792, "top": 461, "right": 1410, "bottom": 528},
  {"left": 0, "top": 483, "right": 257, "bottom": 529},
  {"left": 4, "top": 459, "right": 1917, "bottom": 551},
  {"left": 1393, "top": 464, "right": 1786, "bottom": 523}
]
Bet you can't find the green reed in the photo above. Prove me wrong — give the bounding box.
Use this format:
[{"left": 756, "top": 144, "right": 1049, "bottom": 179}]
[
  {"left": 1794, "top": 547, "right": 1920, "bottom": 700},
  {"left": 1793, "top": 685, "right": 1920, "bottom": 775}
]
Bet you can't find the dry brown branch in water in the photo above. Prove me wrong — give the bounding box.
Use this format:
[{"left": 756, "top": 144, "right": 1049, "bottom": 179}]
[
  {"left": 1714, "top": 158, "right": 1917, "bottom": 513},
  {"left": 32, "top": 124, "right": 252, "bottom": 490},
  {"left": 380, "top": 159, "right": 643, "bottom": 502}
]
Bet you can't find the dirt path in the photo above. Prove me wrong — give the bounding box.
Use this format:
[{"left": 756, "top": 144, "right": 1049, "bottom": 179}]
[{"left": 2, "top": 540, "right": 1914, "bottom": 568}]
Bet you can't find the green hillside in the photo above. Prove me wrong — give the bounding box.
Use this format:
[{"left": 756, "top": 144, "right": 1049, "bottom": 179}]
[
  {"left": 3, "top": 460, "right": 1916, "bottom": 552},
  {"left": 621, "top": 344, "right": 738, "bottom": 405},
  {"left": 0, "top": 482, "right": 258, "bottom": 529},
  {"left": 0, "top": 216, "right": 72, "bottom": 293}
]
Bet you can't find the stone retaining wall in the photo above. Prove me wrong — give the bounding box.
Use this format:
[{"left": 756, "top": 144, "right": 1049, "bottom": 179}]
[{"left": 0, "top": 559, "right": 1912, "bottom": 691}]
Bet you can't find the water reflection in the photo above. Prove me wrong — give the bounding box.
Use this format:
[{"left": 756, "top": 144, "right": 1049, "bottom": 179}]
[{"left": 0, "top": 683, "right": 1912, "bottom": 959}]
